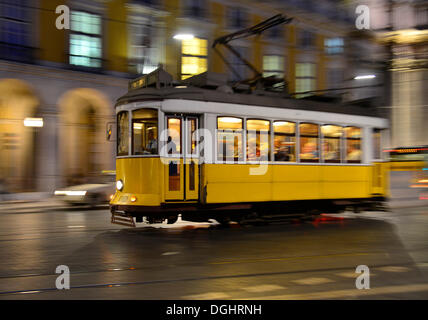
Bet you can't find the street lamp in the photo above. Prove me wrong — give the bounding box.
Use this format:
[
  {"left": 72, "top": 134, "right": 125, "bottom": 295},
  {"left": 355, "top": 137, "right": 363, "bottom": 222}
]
[
  {"left": 23, "top": 117, "right": 43, "bottom": 127},
  {"left": 354, "top": 75, "right": 376, "bottom": 80},
  {"left": 173, "top": 34, "right": 194, "bottom": 40}
]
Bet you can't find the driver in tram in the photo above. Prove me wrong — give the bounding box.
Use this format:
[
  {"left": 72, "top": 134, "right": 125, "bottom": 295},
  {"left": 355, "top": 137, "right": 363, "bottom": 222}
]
[{"left": 145, "top": 130, "right": 158, "bottom": 154}]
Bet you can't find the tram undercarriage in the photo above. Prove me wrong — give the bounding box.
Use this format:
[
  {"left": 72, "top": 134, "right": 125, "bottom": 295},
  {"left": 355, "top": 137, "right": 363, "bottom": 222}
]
[{"left": 110, "top": 197, "right": 388, "bottom": 226}]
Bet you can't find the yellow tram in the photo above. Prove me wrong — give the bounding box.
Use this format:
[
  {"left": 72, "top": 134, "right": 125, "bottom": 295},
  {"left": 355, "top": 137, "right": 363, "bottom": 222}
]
[{"left": 109, "top": 69, "right": 389, "bottom": 226}]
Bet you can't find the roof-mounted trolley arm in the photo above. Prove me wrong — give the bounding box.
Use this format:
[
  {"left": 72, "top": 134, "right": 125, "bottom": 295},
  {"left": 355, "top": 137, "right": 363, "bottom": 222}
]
[{"left": 212, "top": 14, "right": 293, "bottom": 88}]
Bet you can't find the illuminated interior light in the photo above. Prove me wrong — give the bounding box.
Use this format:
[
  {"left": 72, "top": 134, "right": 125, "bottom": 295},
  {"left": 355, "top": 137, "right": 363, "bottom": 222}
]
[
  {"left": 219, "top": 117, "right": 242, "bottom": 123},
  {"left": 273, "top": 121, "right": 292, "bottom": 126},
  {"left": 23, "top": 118, "right": 43, "bottom": 127}
]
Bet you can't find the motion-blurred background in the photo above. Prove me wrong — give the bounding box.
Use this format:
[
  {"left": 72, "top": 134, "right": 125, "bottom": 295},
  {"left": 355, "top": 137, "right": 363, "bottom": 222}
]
[{"left": 0, "top": 0, "right": 426, "bottom": 196}]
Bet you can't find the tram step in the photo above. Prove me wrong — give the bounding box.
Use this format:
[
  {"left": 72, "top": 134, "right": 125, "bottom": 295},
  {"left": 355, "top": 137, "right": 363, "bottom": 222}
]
[{"left": 111, "top": 212, "right": 136, "bottom": 228}]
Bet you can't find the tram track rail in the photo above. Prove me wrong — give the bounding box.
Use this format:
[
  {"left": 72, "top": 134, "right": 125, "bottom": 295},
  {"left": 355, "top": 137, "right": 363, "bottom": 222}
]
[{"left": 1, "top": 258, "right": 427, "bottom": 297}]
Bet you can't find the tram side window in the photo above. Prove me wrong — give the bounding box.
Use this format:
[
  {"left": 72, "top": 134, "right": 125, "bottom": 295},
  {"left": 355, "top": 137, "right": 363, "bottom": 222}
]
[
  {"left": 167, "top": 117, "right": 181, "bottom": 155},
  {"left": 217, "top": 117, "right": 243, "bottom": 162},
  {"left": 247, "top": 119, "right": 270, "bottom": 161},
  {"left": 345, "top": 127, "right": 362, "bottom": 163},
  {"left": 373, "top": 128, "right": 381, "bottom": 160},
  {"left": 299, "top": 123, "right": 319, "bottom": 162},
  {"left": 132, "top": 108, "right": 158, "bottom": 155},
  {"left": 321, "top": 125, "right": 342, "bottom": 163},
  {"left": 117, "top": 111, "right": 129, "bottom": 156},
  {"left": 274, "top": 121, "right": 296, "bottom": 162}
]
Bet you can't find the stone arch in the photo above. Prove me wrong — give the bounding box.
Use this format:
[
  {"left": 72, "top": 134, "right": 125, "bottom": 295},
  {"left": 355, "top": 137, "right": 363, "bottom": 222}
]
[
  {"left": 0, "top": 79, "right": 40, "bottom": 192},
  {"left": 58, "top": 88, "right": 113, "bottom": 186}
]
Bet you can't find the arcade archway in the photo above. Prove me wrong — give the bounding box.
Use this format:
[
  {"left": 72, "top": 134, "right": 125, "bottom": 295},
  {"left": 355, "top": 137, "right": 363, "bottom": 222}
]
[
  {"left": 58, "top": 88, "right": 113, "bottom": 186},
  {"left": 0, "top": 79, "right": 40, "bottom": 192}
]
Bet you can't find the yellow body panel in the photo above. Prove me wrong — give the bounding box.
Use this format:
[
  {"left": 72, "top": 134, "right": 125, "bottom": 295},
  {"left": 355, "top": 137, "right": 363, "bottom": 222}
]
[
  {"left": 203, "top": 164, "right": 388, "bottom": 204},
  {"left": 112, "top": 157, "right": 164, "bottom": 206},
  {"left": 111, "top": 158, "right": 389, "bottom": 208}
]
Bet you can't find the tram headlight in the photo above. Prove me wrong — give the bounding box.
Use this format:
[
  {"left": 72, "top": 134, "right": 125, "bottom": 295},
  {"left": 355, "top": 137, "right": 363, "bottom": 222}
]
[{"left": 116, "top": 180, "right": 124, "bottom": 191}]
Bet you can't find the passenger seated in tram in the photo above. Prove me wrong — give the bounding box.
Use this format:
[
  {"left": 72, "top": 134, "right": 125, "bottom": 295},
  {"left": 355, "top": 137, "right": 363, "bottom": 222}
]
[
  {"left": 247, "top": 140, "right": 260, "bottom": 161},
  {"left": 322, "top": 141, "right": 338, "bottom": 161},
  {"left": 346, "top": 142, "right": 362, "bottom": 161},
  {"left": 300, "top": 141, "right": 318, "bottom": 160},
  {"left": 275, "top": 142, "right": 292, "bottom": 161}
]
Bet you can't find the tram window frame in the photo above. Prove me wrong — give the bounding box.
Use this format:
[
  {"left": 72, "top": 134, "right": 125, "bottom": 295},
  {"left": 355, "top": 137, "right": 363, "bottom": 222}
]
[
  {"left": 131, "top": 108, "right": 159, "bottom": 156},
  {"left": 273, "top": 121, "right": 296, "bottom": 162},
  {"left": 166, "top": 117, "right": 182, "bottom": 156},
  {"left": 321, "top": 124, "right": 343, "bottom": 163},
  {"left": 117, "top": 111, "right": 129, "bottom": 156},
  {"left": 345, "top": 126, "right": 362, "bottom": 164},
  {"left": 299, "top": 122, "right": 320, "bottom": 163},
  {"left": 373, "top": 128, "right": 382, "bottom": 161},
  {"left": 246, "top": 119, "right": 271, "bottom": 162},
  {"left": 216, "top": 116, "right": 244, "bottom": 163},
  {"left": 187, "top": 117, "right": 198, "bottom": 156}
]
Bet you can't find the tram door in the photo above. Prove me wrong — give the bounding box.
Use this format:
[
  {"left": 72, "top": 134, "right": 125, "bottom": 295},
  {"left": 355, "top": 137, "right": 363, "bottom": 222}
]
[{"left": 164, "top": 115, "right": 200, "bottom": 201}]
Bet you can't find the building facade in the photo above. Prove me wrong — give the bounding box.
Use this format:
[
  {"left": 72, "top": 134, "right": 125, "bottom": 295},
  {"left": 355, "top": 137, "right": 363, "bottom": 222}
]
[
  {"left": 355, "top": 0, "right": 428, "bottom": 148},
  {"left": 0, "top": 0, "right": 382, "bottom": 193}
]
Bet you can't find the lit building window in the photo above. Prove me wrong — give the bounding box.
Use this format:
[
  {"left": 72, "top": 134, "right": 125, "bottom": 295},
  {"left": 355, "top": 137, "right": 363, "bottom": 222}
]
[
  {"left": 325, "top": 38, "right": 344, "bottom": 54},
  {"left": 70, "top": 11, "right": 102, "bottom": 68},
  {"left": 295, "top": 62, "right": 316, "bottom": 98},
  {"left": 181, "top": 37, "right": 207, "bottom": 80},
  {"left": 129, "top": 21, "right": 158, "bottom": 74},
  {"left": 0, "top": 0, "right": 31, "bottom": 61},
  {"left": 263, "top": 55, "right": 284, "bottom": 78}
]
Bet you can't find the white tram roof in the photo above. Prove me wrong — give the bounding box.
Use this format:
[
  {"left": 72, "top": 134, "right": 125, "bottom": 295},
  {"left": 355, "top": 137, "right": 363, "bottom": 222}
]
[{"left": 117, "top": 68, "right": 386, "bottom": 120}]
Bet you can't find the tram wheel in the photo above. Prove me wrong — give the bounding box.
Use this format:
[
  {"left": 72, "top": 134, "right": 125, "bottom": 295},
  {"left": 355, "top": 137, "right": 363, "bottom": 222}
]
[
  {"left": 167, "top": 215, "right": 178, "bottom": 224},
  {"left": 215, "top": 216, "right": 231, "bottom": 226}
]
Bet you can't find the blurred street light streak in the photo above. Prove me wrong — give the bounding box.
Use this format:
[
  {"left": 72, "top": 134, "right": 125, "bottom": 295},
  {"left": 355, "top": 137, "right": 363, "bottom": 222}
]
[{"left": 23, "top": 117, "right": 43, "bottom": 127}]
